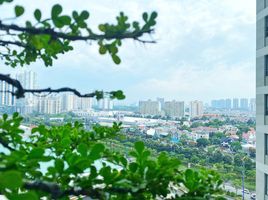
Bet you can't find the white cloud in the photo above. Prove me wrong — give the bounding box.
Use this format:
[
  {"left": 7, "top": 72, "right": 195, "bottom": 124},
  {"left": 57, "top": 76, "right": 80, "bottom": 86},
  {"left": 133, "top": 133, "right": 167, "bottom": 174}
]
[{"left": 128, "top": 61, "right": 255, "bottom": 102}]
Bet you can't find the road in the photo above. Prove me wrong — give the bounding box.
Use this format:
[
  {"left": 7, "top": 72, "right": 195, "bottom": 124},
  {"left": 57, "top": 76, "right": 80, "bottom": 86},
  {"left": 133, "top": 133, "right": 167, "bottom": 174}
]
[{"left": 223, "top": 184, "right": 254, "bottom": 200}]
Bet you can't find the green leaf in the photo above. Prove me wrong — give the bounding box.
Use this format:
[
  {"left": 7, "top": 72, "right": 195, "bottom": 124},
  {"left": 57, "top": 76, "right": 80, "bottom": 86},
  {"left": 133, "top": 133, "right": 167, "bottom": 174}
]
[
  {"left": 3, "top": 113, "right": 8, "bottom": 120},
  {"left": 15, "top": 5, "right": 24, "bottom": 17},
  {"left": 51, "top": 4, "right": 62, "bottom": 18},
  {"left": 112, "top": 54, "right": 121, "bottom": 65},
  {"left": 78, "top": 143, "right": 88, "bottom": 156},
  {"left": 151, "top": 11, "right": 157, "bottom": 20},
  {"left": 80, "top": 11, "right": 89, "bottom": 20},
  {"left": 0, "top": 171, "right": 22, "bottom": 189},
  {"left": 29, "top": 148, "right": 44, "bottom": 159},
  {"left": 129, "top": 162, "right": 138, "bottom": 173},
  {"left": 89, "top": 143, "right": 105, "bottom": 160},
  {"left": 59, "top": 15, "right": 71, "bottom": 25},
  {"left": 53, "top": 15, "right": 71, "bottom": 28},
  {"left": 99, "top": 46, "right": 107, "bottom": 55},
  {"left": 12, "top": 112, "right": 19, "bottom": 118},
  {"left": 34, "top": 9, "right": 42, "bottom": 21},
  {"left": 142, "top": 150, "right": 151, "bottom": 159},
  {"left": 72, "top": 11, "right": 79, "bottom": 19},
  {"left": 134, "top": 141, "right": 145, "bottom": 154},
  {"left": 25, "top": 21, "right": 32, "bottom": 28},
  {"left": 98, "top": 24, "right": 106, "bottom": 32},
  {"left": 55, "top": 159, "right": 64, "bottom": 173},
  {"left": 61, "top": 137, "right": 71, "bottom": 148},
  {"left": 142, "top": 13, "right": 148, "bottom": 21},
  {"left": 8, "top": 192, "right": 38, "bottom": 200},
  {"left": 120, "top": 157, "right": 128, "bottom": 167},
  {"left": 111, "top": 90, "right": 125, "bottom": 100}
]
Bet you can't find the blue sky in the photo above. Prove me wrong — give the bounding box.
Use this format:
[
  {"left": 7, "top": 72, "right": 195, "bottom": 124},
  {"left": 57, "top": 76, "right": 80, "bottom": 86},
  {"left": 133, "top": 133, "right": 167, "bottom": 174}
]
[{"left": 0, "top": 0, "right": 256, "bottom": 104}]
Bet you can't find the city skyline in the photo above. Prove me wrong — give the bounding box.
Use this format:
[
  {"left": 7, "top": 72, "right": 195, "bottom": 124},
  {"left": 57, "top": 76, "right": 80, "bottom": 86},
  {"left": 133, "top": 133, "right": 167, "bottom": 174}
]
[{"left": 0, "top": 0, "right": 255, "bottom": 103}]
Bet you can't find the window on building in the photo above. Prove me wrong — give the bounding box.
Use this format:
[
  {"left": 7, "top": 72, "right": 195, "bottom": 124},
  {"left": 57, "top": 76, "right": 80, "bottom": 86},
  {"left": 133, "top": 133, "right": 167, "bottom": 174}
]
[
  {"left": 266, "top": 16, "right": 268, "bottom": 37},
  {"left": 266, "top": 0, "right": 268, "bottom": 8},
  {"left": 266, "top": 174, "right": 268, "bottom": 195},
  {"left": 266, "top": 56, "right": 268, "bottom": 76},
  {"left": 266, "top": 95, "right": 268, "bottom": 115},
  {"left": 266, "top": 134, "right": 268, "bottom": 156}
]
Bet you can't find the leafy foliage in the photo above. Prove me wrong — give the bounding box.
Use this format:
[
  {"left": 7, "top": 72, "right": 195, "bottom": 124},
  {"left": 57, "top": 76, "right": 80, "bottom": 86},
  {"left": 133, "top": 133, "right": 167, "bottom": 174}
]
[
  {"left": 0, "top": 113, "right": 225, "bottom": 199},
  {"left": 0, "top": 2, "right": 157, "bottom": 67}
]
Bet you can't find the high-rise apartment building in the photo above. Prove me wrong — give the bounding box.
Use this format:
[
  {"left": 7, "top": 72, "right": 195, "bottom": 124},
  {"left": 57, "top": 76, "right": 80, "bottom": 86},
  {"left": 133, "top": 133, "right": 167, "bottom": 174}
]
[
  {"left": 0, "top": 80, "right": 16, "bottom": 107},
  {"left": 61, "top": 93, "right": 92, "bottom": 112},
  {"left": 157, "top": 97, "right": 165, "bottom": 110},
  {"left": 211, "top": 99, "right": 231, "bottom": 109},
  {"left": 250, "top": 98, "right": 256, "bottom": 112},
  {"left": 98, "top": 98, "right": 113, "bottom": 110},
  {"left": 16, "top": 71, "right": 37, "bottom": 113},
  {"left": 225, "top": 99, "right": 232, "bottom": 109},
  {"left": 240, "top": 98, "right": 249, "bottom": 110},
  {"left": 190, "top": 101, "right": 203, "bottom": 118},
  {"left": 61, "top": 93, "right": 75, "bottom": 112},
  {"left": 233, "top": 98, "right": 239, "bottom": 109},
  {"left": 77, "top": 97, "right": 92, "bottom": 111},
  {"left": 138, "top": 100, "right": 160, "bottom": 115},
  {"left": 164, "top": 100, "right": 184, "bottom": 118},
  {"left": 256, "top": 1, "right": 268, "bottom": 198},
  {"left": 37, "top": 96, "right": 61, "bottom": 114}
]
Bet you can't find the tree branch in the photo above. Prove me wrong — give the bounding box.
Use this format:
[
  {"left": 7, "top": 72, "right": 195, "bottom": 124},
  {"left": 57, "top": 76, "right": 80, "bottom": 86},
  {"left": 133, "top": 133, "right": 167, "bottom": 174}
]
[
  {"left": 24, "top": 88, "right": 97, "bottom": 98},
  {"left": 0, "top": 73, "right": 109, "bottom": 99},
  {"left": 0, "top": 39, "right": 27, "bottom": 48},
  {"left": 0, "top": 21, "right": 154, "bottom": 42},
  {"left": 0, "top": 137, "right": 15, "bottom": 151},
  {"left": 0, "top": 74, "right": 24, "bottom": 97}
]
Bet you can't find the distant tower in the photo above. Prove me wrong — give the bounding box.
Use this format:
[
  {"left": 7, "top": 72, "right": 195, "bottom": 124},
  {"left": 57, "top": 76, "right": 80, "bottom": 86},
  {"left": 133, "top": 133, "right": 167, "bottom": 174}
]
[
  {"left": 164, "top": 100, "right": 184, "bottom": 118},
  {"left": 225, "top": 99, "right": 232, "bottom": 109},
  {"left": 157, "top": 97, "right": 165, "bottom": 110},
  {"left": 249, "top": 98, "right": 256, "bottom": 112},
  {"left": 138, "top": 99, "right": 160, "bottom": 115},
  {"left": 98, "top": 98, "right": 113, "bottom": 111},
  {"left": 240, "top": 98, "right": 249, "bottom": 110},
  {"left": 232, "top": 98, "right": 239, "bottom": 109},
  {"left": 190, "top": 101, "right": 203, "bottom": 118},
  {"left": 16, "top": 71, "right": 37, "bottom": 113},
  {"left": 0, "top": 80, "right": 16, "bottom": 106}
]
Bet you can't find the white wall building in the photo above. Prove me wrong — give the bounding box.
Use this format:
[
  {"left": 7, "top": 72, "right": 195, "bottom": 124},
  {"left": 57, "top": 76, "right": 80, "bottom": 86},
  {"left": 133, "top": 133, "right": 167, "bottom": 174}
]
[
  {"left": 15, "top": 71, "right": 37, "bottom": 113},
  {"left": 98, "top": 98, "right": 113, "bottom": 110},
  {"left": 164, "top": 100, "right": 184, "bottom": 118},
  {"left": 37, "top": 96, "right": 61, "bottom": 114},
  {"left": 256, "top": 1, "right": 268, "bottom": 198},
  {"left": 0, "top": 81, "right": 16, "bottom": 106},
  {"left": 190, "top": 101, "right": 203, "bottom": 118},
  {"left": 138, "top": 100, "right": 161, "bottom": 116}
]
